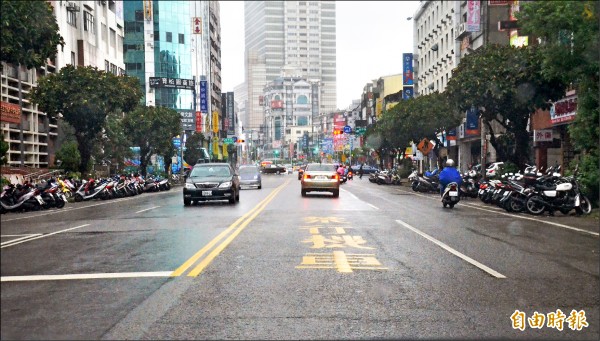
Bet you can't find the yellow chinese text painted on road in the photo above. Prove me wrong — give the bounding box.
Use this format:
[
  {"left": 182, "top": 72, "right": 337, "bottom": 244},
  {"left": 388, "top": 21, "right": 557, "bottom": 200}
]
[
  {"left": 296, "top": 252, "right": 387, "bottom": 273},
  {"left": 297, "top": 216, "right": 386, "bottom": 273}
]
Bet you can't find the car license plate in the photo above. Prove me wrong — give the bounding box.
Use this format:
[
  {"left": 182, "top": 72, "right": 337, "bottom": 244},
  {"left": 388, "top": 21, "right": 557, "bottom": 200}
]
[
  {"left": 449, "top": 191, "right": 458, "bottom": 197},
  {"left": 316, "top": 176, "right": 326, "bottom": 180},
  {"left": 202, "top": 191, "right": 212, "bottom": 196}
]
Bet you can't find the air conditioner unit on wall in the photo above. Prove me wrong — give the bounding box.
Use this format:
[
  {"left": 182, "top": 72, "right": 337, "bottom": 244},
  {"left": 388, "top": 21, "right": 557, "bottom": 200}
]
[
  {"left": 66, "top": 2, "right": 80, "bottom": 12},
  {"left": 455, "top": 22, "right": 467, "bottom": 40}
]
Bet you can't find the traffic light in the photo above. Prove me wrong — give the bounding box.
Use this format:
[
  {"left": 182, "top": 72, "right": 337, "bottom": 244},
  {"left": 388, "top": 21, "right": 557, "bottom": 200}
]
[
  {"left": 236, "top": 139, "right": 245, "bottom": 143},
  {"left": 333, "top": 129, "right": 342, "bottom": 135},
  {"left": 274, "top": 150, "right": 279, "bottom": 156}
]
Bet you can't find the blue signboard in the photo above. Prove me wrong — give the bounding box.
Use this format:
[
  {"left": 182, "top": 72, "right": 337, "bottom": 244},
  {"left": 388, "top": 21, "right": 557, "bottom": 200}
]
[
  {"left": 172, "top": 138, "right": 181, "bottom": 148},
  {"left": 403, "top": 53, "right": 414, "bottom": 86},
  {"left": 199, "top": 80, "right": 208, "bottom": 112},
  {"left": 466, "top": 107, "right": 479, "bottom": 135},
  {"left": 403, "top": 87, "right": 414, "bottom": 100},
  {"left": 321, "top": 138, "right": 333, "bottom": 155},
  {"left": 343, "top": 125, "right": 352, "bottom": 134}
]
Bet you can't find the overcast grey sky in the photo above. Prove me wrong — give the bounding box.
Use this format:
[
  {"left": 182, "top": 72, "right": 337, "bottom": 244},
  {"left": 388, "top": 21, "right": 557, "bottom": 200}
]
[{"left": 219, "top": 1, "right": 421, "bottom": 110}]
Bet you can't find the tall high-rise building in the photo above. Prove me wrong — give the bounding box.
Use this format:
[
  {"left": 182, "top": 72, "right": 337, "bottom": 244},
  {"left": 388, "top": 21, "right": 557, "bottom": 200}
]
[{"left": 243, "top": 1, "right": 337, "bottom": 144}]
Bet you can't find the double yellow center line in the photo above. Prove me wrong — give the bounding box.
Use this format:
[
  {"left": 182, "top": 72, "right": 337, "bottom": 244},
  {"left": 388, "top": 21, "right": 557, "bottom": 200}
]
[{"left": 171, "top": 180, "right": 290, "bottom": 277}]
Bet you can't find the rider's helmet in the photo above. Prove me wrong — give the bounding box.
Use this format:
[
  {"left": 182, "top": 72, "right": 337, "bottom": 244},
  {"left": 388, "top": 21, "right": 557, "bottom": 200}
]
[{"left": 445, "top": 159, "right": 455, "bottom": 167}]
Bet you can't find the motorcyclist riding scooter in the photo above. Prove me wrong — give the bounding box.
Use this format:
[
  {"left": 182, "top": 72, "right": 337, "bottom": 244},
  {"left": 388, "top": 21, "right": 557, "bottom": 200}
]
[{"left": 439, "top": 159, "right": 463, "bottom": 208}]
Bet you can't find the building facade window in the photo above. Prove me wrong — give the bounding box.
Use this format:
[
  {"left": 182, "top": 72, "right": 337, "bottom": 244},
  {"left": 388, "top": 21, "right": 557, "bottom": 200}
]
[
  {"left": 67, "top": 10, "right": 77, "bottom": 27},
  {"left": 84, "top": 11, "right": 95, "bottom": 33},
  {"left": 178, "top": 33, "right": 184, "bottom": 44},
  {"left": 166, "top": 32, "right": 172, "bottom": 42}
]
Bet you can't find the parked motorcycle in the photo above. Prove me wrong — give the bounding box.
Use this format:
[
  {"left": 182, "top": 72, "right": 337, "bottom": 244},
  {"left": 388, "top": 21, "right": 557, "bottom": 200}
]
[
  {"left": 0, "top": 184, "right": 45, "bottom": 213},
  {"left": 74, "top": 178, "right": 109, "bottom": 202}
]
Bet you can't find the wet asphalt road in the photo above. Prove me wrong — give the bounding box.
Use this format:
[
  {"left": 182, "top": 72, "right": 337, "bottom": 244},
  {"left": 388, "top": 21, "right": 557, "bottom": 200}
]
[{"left": 1, "top": 173, "right": 598, "bottom": 340}]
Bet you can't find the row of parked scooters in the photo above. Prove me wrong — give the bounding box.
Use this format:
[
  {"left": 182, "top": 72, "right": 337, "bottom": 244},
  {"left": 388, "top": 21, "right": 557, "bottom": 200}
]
[
  {"left": 0, "top": 174, "right": 172, "bottom": 214},
  {"left": 367, "top": 168, "right": 403, "bottom": 185},
  {"left": 477, "top": 164, "right": 592, "bottom": 215},
  {"left": 406, "top": 163, "right": 592, "bottom": 215}
]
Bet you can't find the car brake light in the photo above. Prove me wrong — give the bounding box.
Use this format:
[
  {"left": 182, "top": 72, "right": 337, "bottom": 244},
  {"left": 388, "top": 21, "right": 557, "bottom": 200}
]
[
  {"left": 304, "top": 174, "right": 310, "bottom": 180},
  {"left": 333, "top": 174, "right": 339, "bottom": 180}
]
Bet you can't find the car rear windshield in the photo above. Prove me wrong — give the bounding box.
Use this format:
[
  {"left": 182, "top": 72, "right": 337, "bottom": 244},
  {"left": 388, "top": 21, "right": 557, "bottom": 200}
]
[
  {"left": 239, "top": 167, "right": 258, "bottom": 174},
  {"left": 190, "top": 166, "right": 231, "bottom": 177},
  {"left": 306, "top": 164, "right": 335, "bottom": 171}
]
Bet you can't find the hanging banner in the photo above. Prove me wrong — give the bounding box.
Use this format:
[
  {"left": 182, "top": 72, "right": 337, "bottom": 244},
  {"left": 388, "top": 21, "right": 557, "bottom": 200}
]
[
  {"left": 195, "top": 111, "right": 202, "bottom": 132},
  {"left": 466, "top": 0, "right": 481, "bottom": 32},
  {"left": 212, "top": 137, "right": 219, "bottom": 155},
  {"left": 199, "top": 80, "right": 208, "bottom": 112},
  {"left": 403, "top": 53, "right": 414, "bottom": 86},
  {"left": 402, "top": 87, "right": 414, "bottom": 100},
  {"left": 223, "top": 144, "right": 228, "bottom": 157},
  {"left": 212, "top": 111, "right": 219, "bottom": 133},
  {"left": 466, "top": 107, "right": 480, "bottom": 136}
]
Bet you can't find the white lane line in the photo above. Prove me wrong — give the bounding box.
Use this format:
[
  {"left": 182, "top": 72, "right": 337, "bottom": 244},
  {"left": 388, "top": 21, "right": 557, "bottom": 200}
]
[
  {"left": 396, "top": 188, "right": 599, "bottom": 237},
  {"left": 0, "top": 191, "right": 173, "bottom": 222},
  {"left": 396, "top": 219, "right": 506, "bottom": 279},
  {"left": 0, "top": 272, "right": 174, "bottom": 282},
  {"left": 1, "top": 234, "right": 42, "bottom": 246},
  {"left": 367, "top": 203, "right": 380, "bottom": 210},
  {"left": 135, "top": 206, "right": 160, "bottom": 214},
  {"left": 0, "top": 224, "right": 90, "bottom": 249},
  {"left": 340, "top": 188, "right": 360, "bottom": 201}
]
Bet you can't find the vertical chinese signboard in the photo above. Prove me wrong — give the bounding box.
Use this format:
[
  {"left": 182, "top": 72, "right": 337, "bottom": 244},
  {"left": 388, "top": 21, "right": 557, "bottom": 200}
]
[
  {"left": 199, "top": 80, "right": 208, "bottom": 113},
  {"left": 195, "top": 111, "right": 202, "bottom": 132},
  {"left": 226, "top": 92, "right": 235, "bottom": 135},
  {"left": 212, "top": 111, "right": 219, "bottom": 134},
  {"left": 403, "top": 53, "right": 414, "bottom": 86},
  {"left": 192, "top": 17, "right": 202, "bottom": 34},
  {"left": 402, "top": 53, "right": 414, "bottom": 100}
]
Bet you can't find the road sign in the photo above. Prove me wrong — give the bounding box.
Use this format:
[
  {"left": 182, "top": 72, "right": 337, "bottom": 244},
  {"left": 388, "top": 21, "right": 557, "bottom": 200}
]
[
  {"left": 355, "top": 127, "right": 366, "bottom": 136},
  {"left": 343, "top": 125, "right": 352, "bottom": 134},
  {"left": 172, "top": 138, "right": 181, "bottom": 148},
  {"left": 223, "top": 138, "right": 234, "bottom": 144}
]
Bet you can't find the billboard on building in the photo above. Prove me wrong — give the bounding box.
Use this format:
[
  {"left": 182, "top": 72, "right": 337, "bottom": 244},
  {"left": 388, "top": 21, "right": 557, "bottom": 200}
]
[
  {"left": 0, "top": 101, "right": 21, "bottom": 124},
  {"left": 550, "top": 95, "right": 577, "bottom": 125},
  {"left": 467, "top": 0, "right": 481, "bottom": 32},
  {"left": 403, "top": 87, "right": 414, "bottom": 100}
]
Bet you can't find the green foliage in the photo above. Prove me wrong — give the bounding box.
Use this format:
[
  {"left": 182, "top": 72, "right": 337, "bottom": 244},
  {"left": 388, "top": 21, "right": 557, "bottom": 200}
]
[
  {"left": 518, "top": 1, "right": 599, "bottom": 205},
  {"left": 96, "top": 113, "right": 133, "bottom": 168},
  {"left": 29, "top": 65, "right": 143, "bottom": 174},
  {"left": 374, "top": 92, "right": 462, "bottom": 151},
  {"left": 0, "top": 133, "right": 8, "bottom": 165},
  {"left": 0, "top": 0, "right": 64, "bottom": 69},
  {"left": 122, "top": 106, "right": 181, "bottom": 177},
  {"left": 183, "top": 132, "right": 205, "bottom": 166},
  {"left": 54, "top": 140, "right": 81, "bottom": 173},
  {"left": 499, "top": 161, "right": 519, "bottom": 176},
  {"left": 397, "top": 157, "right": 414, "bottom": 178},
  {"left": 1, "top": 176, "right": 10, "bottom": 187},
  {"left": 445, "top": 44, "right": 567, "bottom": 169}
]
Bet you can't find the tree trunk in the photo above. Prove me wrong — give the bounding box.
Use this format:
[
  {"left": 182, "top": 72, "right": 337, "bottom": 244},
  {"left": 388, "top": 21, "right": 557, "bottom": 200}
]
[
  {"left": 513, "top": 126, "right": 531, "bottom": 170},
  {"left": 76, "top": 134, "right": 92, "bottom": 176},
  {"left": 139, "top": 147, "right": 151, "bottom": 177}
]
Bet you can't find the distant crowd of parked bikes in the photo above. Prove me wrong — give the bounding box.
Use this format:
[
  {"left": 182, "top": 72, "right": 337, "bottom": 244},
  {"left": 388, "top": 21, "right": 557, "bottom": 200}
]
[{"left": 1, "top": 174, "right": 172, "bottom": 214}]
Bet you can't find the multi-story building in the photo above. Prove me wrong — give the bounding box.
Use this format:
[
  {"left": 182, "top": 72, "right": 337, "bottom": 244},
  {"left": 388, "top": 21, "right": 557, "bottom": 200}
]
[
  {"left": 1, "top": 0, "right": 125, "bottom": 168},
  {"left": 261, "top": 74, "right": 321, "bottom": 159},
  {"left": 243, "top": 1, "right": 337, "bottom": 149},
  {"left": 412, "top": 0, "right": 511, "bottom": 171},
  {"left": 123, "top": 0, "right": 220, "bottom": 141}
]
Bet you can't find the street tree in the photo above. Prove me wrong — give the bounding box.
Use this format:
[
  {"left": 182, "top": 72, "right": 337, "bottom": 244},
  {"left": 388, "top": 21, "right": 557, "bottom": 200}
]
[
  {"left": 95, "top": 114, "right": 133, "bottom": 173},
  {"left": 1, "top": 0, "right": 64, "bottom": 69},
  {"left": 182, "top": 132, "right": 206, "bottom": 167},
  {"left": 517, "top": 0, "right": 599, "bottom": 203},
  {"left": 0, "top": 134, "right": 8, "bottom": 165},
  {"left": 29, "top": 65, "right": 142, "bottom": 174},
  {"left": 445, "top": 44, "right": 566, "bottom": 169},
  {"left": 122, "top": 106, "right": 181, "bottom": 177},
  {"left": 54, "top": 140, "right": 80, "bottom": 173}
]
